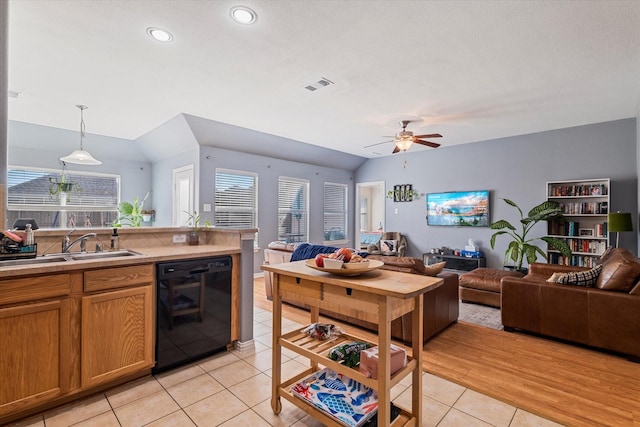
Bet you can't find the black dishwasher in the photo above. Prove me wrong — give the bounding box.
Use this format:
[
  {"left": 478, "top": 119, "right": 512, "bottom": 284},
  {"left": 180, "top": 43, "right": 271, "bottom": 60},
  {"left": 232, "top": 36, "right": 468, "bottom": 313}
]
[{"left": 153, "top": 256, "right": 232, "bottom": 373}]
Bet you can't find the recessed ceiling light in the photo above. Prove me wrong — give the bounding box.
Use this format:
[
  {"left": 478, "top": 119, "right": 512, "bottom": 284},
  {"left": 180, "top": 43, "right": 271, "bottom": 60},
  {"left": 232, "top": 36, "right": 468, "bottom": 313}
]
[
  {"left": 146, "top": 27, "right": 173, "bottom": 42},
  {"left": 230, "top": 6, "right": 257, "bottom": 25}
]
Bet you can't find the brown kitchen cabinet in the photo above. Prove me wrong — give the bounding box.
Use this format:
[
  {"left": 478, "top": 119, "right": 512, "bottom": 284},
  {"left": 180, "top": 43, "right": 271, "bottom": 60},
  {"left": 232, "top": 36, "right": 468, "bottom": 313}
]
[
  {"left": 0, "top": 274, "right": 72, "bottom": 419},
  {"left": 0, "top": 264, "right": 155, "bottom": 425},
  {"left": 81, "top": 264, "right": 155, "bottom": 388}
]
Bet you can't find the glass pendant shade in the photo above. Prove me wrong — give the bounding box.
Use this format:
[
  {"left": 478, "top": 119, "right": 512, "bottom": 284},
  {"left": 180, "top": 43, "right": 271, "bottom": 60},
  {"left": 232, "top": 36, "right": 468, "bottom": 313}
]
[
  {"left": 60, "top": 148, "right": 102, "bottom": 165},
  {"left": 60, "top": 105, "right": 102, "bottom": 165}
]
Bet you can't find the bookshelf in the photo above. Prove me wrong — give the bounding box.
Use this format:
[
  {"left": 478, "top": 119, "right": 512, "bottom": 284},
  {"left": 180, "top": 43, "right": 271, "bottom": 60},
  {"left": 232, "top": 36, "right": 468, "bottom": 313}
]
[{"left": 546, "top": 178, "right": 610, "bottom": 267}]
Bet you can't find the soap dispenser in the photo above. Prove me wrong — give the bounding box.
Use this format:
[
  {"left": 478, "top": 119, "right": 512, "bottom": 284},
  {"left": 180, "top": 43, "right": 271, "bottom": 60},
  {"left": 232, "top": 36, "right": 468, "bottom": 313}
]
[
  {"left": 110, "top": 228, "right": 119, "bottom": 250},
  {"left": 24, "top": 223, "right": 35, "bottom": 247}
]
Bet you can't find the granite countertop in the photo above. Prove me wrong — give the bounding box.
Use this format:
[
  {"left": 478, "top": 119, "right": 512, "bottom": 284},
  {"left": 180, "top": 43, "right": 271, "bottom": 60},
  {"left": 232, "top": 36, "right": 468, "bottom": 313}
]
[{"left": 0, "top": 245, "right": 240, "bottom": 279}]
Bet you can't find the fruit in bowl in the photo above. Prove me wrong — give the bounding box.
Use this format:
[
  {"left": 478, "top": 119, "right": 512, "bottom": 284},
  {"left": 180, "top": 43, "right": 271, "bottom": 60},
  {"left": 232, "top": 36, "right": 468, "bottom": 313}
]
[
  {"left": 315, "top": 253, "right": 328, "bottom": 267},
  {"left": 336, "top": 247, "right": 352, "bottom": 263}
]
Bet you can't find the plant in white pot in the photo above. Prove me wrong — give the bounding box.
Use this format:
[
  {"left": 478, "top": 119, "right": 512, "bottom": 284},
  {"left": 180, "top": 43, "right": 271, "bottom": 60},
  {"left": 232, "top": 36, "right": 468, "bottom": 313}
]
[{"left": 490, "top": 198, "right": 572, "bottom": 273}]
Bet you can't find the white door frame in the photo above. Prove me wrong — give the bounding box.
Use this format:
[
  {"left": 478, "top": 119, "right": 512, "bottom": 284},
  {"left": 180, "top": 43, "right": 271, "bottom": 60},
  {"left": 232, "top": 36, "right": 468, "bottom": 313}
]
[
  {"left": 173, "top": 164, "right": 195, "bottom": 226},
  {"left": 355, "top": 181, "right": 386, "bottom": 248}
]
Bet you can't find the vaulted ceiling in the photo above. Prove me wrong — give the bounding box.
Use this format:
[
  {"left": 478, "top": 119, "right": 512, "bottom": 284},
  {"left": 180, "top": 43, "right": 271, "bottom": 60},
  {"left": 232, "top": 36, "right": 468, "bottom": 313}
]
[{"left": 8, "top": 1, "right": 640, "bottom": 161}]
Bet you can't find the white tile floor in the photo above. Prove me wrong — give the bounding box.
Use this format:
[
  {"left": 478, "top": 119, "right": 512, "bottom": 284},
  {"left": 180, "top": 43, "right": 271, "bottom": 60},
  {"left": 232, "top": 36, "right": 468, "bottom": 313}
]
[{"left": 8, "top": 306, "right": 564, "bottom": 427}]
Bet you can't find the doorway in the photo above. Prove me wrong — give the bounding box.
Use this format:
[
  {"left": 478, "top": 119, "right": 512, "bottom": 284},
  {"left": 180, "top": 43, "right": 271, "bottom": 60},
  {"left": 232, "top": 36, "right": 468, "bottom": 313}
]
[
  {"left": 173, "top": 165, "right": 194, "bottom": 226},
  {"left": 355, "top": 181, "right": 385, "bottom": 250}
]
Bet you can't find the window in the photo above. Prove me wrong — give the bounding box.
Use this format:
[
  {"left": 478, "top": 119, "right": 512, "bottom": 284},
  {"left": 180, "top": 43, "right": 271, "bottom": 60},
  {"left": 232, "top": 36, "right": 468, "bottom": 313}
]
[
  {"left": 324, "top": 182, "right": 348, "bottom": 243},
  {"left": 278, "top": 177, "right": 309, "bottom": 243},
  {"left": 7, "top": 166, "right": 120, "bottom": 228},
  {"left": 214, "top": 169, "right": 258, "bottom": 241}
]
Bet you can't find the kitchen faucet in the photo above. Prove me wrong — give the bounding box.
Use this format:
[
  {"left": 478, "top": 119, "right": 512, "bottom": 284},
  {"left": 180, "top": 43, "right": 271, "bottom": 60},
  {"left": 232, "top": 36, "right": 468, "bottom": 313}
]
[{"left": 62, "top": 229, "right": 97, "bottom": 253}]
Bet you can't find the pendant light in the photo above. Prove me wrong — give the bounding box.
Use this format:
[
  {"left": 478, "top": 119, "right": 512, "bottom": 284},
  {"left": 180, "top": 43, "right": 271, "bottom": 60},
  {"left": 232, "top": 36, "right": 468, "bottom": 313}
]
[{"left": 60, "top": 105, "right": 102, "bottom": 165}]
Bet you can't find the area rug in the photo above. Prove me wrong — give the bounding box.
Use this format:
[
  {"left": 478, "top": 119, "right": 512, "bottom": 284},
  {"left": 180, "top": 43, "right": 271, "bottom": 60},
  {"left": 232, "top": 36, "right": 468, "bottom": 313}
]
[{"left": 458, "top": 300, "right": 503, "bottom": 330}]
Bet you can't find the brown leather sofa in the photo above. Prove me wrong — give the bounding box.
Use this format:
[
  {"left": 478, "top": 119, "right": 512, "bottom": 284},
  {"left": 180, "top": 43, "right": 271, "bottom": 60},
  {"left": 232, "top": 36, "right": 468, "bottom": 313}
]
[
  {"left": 501, "top": 248, "right": 640, "bottom": 360},
  {"left": 263, "top": 245, "right": 459, "bottom": 344}
]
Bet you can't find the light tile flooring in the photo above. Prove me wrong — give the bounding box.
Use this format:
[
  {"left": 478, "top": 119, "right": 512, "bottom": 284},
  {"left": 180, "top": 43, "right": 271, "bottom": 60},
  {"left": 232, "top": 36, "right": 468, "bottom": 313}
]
[{"left": 9, "top": 306, "right": 563, "bottom": 427}]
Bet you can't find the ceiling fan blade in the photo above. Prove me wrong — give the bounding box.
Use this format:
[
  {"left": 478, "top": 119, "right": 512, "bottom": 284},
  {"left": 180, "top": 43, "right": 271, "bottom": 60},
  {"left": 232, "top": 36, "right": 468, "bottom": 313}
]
[
  {"left": 392, "top": 145, "right": 400, "bottom": 154},
  {"left": 364, "top": 139, "right": 393, "bottom": 148},
  {"left": 413, "top": 133, "right": 442, "bottom": 139},
  {"left": 414, "top": 140, "right": 441, "bottom": 148}
]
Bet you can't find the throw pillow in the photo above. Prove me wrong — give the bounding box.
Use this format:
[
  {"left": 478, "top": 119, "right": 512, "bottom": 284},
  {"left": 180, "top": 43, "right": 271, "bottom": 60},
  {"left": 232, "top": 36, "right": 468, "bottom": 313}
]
[
  {"left": 380, "top": 239, "right": 398, "bottom": 253},
  {"left": 555, "top": 264, "right": 602, "bottom": 287},
  {"left": 423, "top": 261, "right": 446, "bottom": 276},
  {"left": 595, "top": 248, "right": 640, "bottom": 292},
  {"left": 597, "top": 260, "right": 640, "bottom": 292}
]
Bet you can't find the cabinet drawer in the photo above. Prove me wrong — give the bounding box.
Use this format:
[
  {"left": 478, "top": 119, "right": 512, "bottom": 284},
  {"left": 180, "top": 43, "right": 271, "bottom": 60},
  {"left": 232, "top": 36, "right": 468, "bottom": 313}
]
[
  {"left": 84, "top": 264, "right": 154, "bottom": 292},
  {"left": 278, "top": 275, "right": 322, "bottom": 303},
  {"left": 0, "top": 274, "right": 70, "bottom": 306}
]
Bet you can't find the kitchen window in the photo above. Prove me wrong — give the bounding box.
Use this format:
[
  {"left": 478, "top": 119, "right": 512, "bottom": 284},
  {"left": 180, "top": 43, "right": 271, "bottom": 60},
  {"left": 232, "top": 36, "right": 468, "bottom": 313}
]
[
  {"left": 278, "top": 177, "right": 309, "bottom": 244},
  {"left": 7, "top": 166, "right": 120, "bottom": 228},
  {"left": 214, "top": 169, "right": 258, "bottom": 244},
  {"left": 323, "top": 182, "right": 348, "bottom": 244}
]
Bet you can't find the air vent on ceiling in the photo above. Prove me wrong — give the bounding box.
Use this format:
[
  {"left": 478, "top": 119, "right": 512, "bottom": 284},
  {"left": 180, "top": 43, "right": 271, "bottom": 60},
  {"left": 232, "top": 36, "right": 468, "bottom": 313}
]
[{"left": 303, "top": 77, "right": 334, "bottom": 92}]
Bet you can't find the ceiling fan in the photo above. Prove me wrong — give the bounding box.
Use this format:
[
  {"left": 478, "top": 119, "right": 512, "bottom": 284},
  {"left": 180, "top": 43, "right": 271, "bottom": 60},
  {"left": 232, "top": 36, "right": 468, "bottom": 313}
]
[{"left": 365, "top": 120, "right": 442, "bottom": 153}]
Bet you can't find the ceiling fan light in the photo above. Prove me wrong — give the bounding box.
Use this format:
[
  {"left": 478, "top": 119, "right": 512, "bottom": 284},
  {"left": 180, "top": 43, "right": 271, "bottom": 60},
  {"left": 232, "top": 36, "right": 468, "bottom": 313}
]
[{"left": 395, "top": 134, "right": 414, "bottom": 151}]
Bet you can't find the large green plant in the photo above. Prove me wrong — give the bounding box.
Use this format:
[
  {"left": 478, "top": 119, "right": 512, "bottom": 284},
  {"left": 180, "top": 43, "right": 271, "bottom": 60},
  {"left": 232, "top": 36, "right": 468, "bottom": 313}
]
[
  {"left": 113, "top": 192, "right": 150, "bottom": 227},
  {"left": 490, "top": 198, "right": 572, "bottom": 271}
]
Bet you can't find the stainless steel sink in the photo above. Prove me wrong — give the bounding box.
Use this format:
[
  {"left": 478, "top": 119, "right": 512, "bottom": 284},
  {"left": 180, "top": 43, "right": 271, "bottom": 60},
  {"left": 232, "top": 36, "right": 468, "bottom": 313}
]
[
  {"left": 0, "top": 250, "right": 143, "bottom": 268},
  {"left": 69, "top": 249, "right": 143, "bottom": 260},
  {"left": 0, "top": 255, "right": 69, "bottom": 267}
]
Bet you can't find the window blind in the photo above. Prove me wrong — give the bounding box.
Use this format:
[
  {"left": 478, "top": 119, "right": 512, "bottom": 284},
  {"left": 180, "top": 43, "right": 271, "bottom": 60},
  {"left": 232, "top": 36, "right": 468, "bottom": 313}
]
[{"left": 324, "top": 182, "right": 347, "bottom": 241}]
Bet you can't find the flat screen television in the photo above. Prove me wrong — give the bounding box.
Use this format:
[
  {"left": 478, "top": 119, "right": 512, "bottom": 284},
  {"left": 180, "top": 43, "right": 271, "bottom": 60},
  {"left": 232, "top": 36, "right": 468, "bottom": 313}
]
[{"left": 426, "top": 190, "right": 490, "bottom": 227}]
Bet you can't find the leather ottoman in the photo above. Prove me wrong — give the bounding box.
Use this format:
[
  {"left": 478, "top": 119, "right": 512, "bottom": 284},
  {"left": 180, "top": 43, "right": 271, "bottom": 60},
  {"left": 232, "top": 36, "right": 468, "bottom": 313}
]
[{"left": 459, "top": 268, "right": 524, "bottom": 308}]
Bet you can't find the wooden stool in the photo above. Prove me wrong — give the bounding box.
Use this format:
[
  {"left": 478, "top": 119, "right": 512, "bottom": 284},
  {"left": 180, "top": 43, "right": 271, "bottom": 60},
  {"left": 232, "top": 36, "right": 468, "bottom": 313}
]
[{"left": 459, "top": 268, "right": 524, "bottom": 308}]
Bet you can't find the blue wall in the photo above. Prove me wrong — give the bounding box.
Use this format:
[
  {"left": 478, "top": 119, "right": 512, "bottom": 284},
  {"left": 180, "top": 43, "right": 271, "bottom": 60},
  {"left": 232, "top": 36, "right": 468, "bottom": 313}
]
[
  {"left": 7, "top": 117, "right": 637, "bottom": 271},
  {"left": 355, "top": 119, "right": 637, "bottom": 268}
]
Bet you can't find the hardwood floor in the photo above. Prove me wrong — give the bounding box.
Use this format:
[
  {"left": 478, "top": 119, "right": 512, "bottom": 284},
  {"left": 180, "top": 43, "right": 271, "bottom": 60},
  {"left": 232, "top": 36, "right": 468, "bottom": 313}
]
[
  {"left": 254, "top": 276, "right": 640, "bottom": 426},
  {"left": 423, "top": 322, "right": 640, "bottom": 427}
]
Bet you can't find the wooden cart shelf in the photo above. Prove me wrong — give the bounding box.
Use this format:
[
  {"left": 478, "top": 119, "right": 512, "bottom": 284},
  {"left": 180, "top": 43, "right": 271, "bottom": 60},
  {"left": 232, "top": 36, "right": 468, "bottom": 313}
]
[
  {"left": 278, "top": 369, "right": 416, "bottom": 427},
  {"left": 262, "top": 260, "right": 443, "bottom": 427},
  {"left": 279, "top": 327, "right": 418, "bottom": 391}
]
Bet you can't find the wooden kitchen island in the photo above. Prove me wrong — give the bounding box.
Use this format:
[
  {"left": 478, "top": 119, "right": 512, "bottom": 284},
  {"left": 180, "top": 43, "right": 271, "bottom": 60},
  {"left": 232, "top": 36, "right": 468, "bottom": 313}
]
[{"left": 262, "top": 260, "right": 443, "bottom": 427}]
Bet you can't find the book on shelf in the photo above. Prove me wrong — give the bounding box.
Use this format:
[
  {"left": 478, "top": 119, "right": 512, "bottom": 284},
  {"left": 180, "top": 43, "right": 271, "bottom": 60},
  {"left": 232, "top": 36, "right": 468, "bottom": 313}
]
[
  {"left": 595, "top": 222, "right": 608, "bottom": 238},
  {"left": 291, "top": 368, "right": 378, "bottom": 427},
  {"left": 548, "top": 253, "right": 601, "bottom": 268},
  {"left": 557, "top": 202, "right": 608, "bottom": 215},
  {"left": 549, "top": 183, "right": 608, "bottom": 197}
]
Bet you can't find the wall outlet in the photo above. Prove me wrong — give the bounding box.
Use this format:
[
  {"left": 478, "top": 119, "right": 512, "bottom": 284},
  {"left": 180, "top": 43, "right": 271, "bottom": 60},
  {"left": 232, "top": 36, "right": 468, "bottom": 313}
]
[
  {"left": 173, "top": 234, "right": 187, "bottom": 243},
  {"left": 394, "top": 208, "right": 399, "bottom": 214},
  {"left": 203, "top": 203, "right": 212, "bottom": 212}
]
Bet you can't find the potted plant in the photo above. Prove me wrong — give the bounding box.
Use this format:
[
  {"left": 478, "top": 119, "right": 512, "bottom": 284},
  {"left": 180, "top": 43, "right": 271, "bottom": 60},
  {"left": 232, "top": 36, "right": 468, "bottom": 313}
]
[
  {"left": 113, "top": 192, "right": 150, "bottom": 227},
  {"left": 49, "top": 162, "right": 79, "bottom": 197},
  {"left": 184, "top": 210, "right": 211, "bottom": 245},
  {"left": 490, "top": 198, "right": 572, "bottom": 273},
  {"left": 141, "top": 209, "right": 155, "bottom": 222}
]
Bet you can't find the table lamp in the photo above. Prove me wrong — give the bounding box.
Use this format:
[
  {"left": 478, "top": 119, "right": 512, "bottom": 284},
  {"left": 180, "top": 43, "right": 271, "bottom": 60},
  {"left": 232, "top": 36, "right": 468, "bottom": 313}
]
[{"left": 608, "top": 211, "right": 633, "bottom": 248}]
